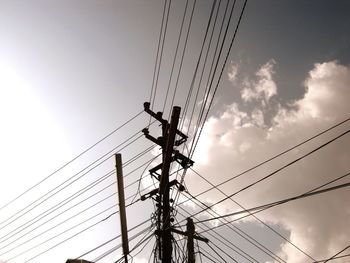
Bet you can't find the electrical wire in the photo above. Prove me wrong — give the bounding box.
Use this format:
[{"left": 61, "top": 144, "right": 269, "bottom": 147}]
[
  {"left": 196, "top": 239, "right": 204, "bottom": 263},
  {"left": 190, "top": 128, "right": 350, "bottom": 218},
  {"left": 7, "top": 205, "right": 117, "bottom": 262},
  {"left": 313, "top": 253, "right": 350, "bottom": 263},
  {"left": 319, "top": 245, "right": 350, "bottom": 263},
  {"left": 199, "top": 249, "right": 222, "bottom": 263},
  {"left": 151, "top": 0, "right": 172, "bottom": 110},
  {"left": 183, "top": 192, "right": 283, "bottom": 262},
  {"left": 195, "top": 177, "right": 350, "bottom": 224},
  {"left": 181, "top": 191, "right": 284, "bottom": 263},
  {"left": 162, "top": 0, "right": 190, "bottom": 113},
  {"left": 10, "top": 182, "right": 154, "bottom": 263},
  {"left": 171, "top": 0, "right": 218, "bottom": 197},
  {"left": 0, "top": 144, "right": 157, "bottom": 252},
  {"left": 0, "top": 130, "right": 144, "bottom": 231},
  {"left": 0, "top": 142, "right": 153, "bottom": 245},
  {"left": 190, "top": 167, "right": 316, "bottom": 261},
  {"left": 0, "top": 170, "right": 114, "bottom": 246},
  {"left": 168, "top": 0, "right": 198, "bottom": 115},
  {"left": 0, "top": 162, "right": 158, "bottom": 256},
  {"left": 189, "top": 0, "right": 239, "bottom": 157},
  {"left": 190, "top": 0, "right": 248, "bottom": 158},
  {"left": 129, "top": 231, "right": 155, "bottom": 259},
  {"left": 76, "top": 218, "right": 151, "bottom": 260},
  {"left": 184, "top": 0, "right": 223, "bottom": 136},
  {"left": 177, "top": 203, "right": 259, "bottom": 263},
  {"left": 206, "top": 242, "right": 229, "bottom": 263},
  {"left": 0, "top": 110, "right": 143, "bottom": 212},
  {"left": 175, "top": 117, "right": 350, "bottom": 215},
  {"left": 149, "top": 0, "right": 167, "bottom": 109},
  {"left": 180, "top": 0, "right": 217, "bottom": 125},
  {"left": 92, "top": 224, "right": 153, "bottom": 262},
  {"left": 197, "top": 171, "right": 350, "bottom": 233}
]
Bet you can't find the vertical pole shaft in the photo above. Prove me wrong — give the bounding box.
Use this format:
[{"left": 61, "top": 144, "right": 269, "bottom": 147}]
[
  {"left": 160, "top": 106, "right": 181, "bottom": 263},
  {"left": 115, "top": 154, "right": 129, "bottom": 263},
  {"left": 187, "top": 218, "right": 195, "bottom": 263}
]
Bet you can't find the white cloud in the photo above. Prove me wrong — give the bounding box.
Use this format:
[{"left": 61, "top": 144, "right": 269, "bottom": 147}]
[
  {"left": 188, "top": 61, "right": 350, "bottom": 263},
  {"left": 240, "top": 59, "right": 277, "bottom": 106},
  {"left": 228, "top": 63, "right": 239, "bottom": 82}
]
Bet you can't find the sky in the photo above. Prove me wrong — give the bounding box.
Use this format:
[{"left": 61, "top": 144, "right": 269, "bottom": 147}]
[{"left": 0, "top": 0, "right": 349, "bottom": 263}]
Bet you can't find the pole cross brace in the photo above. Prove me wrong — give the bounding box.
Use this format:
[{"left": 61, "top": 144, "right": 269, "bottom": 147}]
[
  {"left": 143, "top": 102, "right": 188, "bottom": 143},
  {"left": 148, "top": 152, "right": 194, "bottom": 180},
  {"left": 142, "top": 128, "right": 164, "bottom": 147},
  {"left": 170, "top": 228, "right": 209, "bottom": 243},
  {"left": 140, "top": 180, "right": 185, "bottom": 201}
]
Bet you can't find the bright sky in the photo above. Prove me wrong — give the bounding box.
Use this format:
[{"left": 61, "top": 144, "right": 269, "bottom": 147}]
[{"left": 0, "top": 1, "right": 349, "bottom": 263}]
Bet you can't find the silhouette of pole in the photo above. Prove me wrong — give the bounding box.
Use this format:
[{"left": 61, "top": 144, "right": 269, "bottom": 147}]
[
  {"left": 187, "top": 218, "right": 195, "bottom": 263},
  {"left": 115, "top": 154, "right": 129, "bottom": 263},
  {"left": 160, "top": 106, "right": 180, "bottom": 263}
]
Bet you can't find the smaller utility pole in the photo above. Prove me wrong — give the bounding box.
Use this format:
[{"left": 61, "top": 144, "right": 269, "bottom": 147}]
[
  {"left": 115, "top": 154, "right": 129, "bottom": 263},
  {"left": 187, "top": 218, "right": 195, "bottom": 263}
]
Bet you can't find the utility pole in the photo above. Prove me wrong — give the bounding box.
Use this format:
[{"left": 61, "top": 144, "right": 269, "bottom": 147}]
[
  {"left": 141, "top": 102, "right": 207, "bottom": 263},
  {"left": 187, "top": 218, "right": 195, "bottom": 263},
  {"left": 115, "top": 154, "right": 129, "bottom": 263},
  {"left": 160, "top": 106, "right": 180, "bottom": 263}
]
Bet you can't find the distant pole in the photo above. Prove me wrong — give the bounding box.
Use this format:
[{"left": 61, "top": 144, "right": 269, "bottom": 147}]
[
  {"left": 115, "top": 154, "right": 129, "bottom": 263},
  {"left": 187, "top": 218, "right": 195, "bottom": 263}
]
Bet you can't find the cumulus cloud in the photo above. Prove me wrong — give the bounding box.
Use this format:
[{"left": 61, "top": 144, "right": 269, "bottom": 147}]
[
  {"left": 228, "top": 63, "right": 239, "bottom": 83},
  {"left": 187, "top": 61, "right": 350, "bottom": 263},
  {"left": 240, "top": 59, "right": 277, "bottom": 106}
]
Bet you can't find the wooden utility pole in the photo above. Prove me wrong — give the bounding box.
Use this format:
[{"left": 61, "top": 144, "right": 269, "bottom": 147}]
[
  {"left": 141, "top": 102, "right": 206, "bottom": 263},
  {"left": 115, "top": 154, "right": 129, "bottom": 263},
  {"left": 160, "top": 106, "right": 180, "bottom": 263},
  {"left": 187, "top": 218, "right": 195, "bottom": 263}
]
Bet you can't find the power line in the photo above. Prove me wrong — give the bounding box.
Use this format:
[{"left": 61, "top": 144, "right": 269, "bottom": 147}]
[
  {"left": 322, "top": 245, "right": 350, "bottom": 263},
  {"left": 188, "top": 0, "right": 231, "bottom": 149},
  {"left": 0, "top": 184, "right": 115, "bottom": 255},
  {"left": 0, "top": 170, "right": 114, "bottom": 246},
  {"left": 162, "top": 0, "right": 190, "bottom": 112},
  {"left": 151, "top": 0, "right": 172, "bottom": 109},
  {"left": 26, "top": 218, "right": 152, "bottom": 263},
  {"left": 199, "top": 248, "right": 223, "bottom": 263},
  {"left": 190, "top": 167, "right": 316, "bottom": 261},
  {"left": 177, "top": 207, "right": 259, "bottom": 263},
  {"left": 206, "top": 242, "right": 230, "bottom": 263},
  {"left": 313, "top": 253, "right": 350, "bottom": 263},
  {"left": 176, "top": 117, "right": 350, "bottom": 212},
  {"left": 195, "top": 178, "right": 350, "bottom": 224},
  {"left": 93, "top": 225, "right": 154, "bottom": 262},
  {"left": 0, "top": 110, "right": 143, "bottom": 212},
  {"left": 6, "top": 181, "right": 156, "bottom": 262},
  {"left": 0, "top": 125, "right": 153, "bottom": 234},
  {"left": 190, "top": 0, "right": 248, "bottom": 157},
  {"left": 0, "top": 145, "right": 155, "bottom": 246},
  {"left": 184, "top": 0, "right": 223, "bottom": 136},
  {"left": 180, "top": 0, "right": 217, "bottom": 125},
  {"left": 6, "top": 205, "right": 116, "bottom": 262},
  {"left": 76, "top": 215, "right": 153, "bottom": 260},
  {"left": 171, "top": 0, "right": 220, "bottom": 208},
  {"left": 181, "top": 191, "right": 285, "bottom": 263},
  {"left": 168, "top": 0, "right": 198, "bottom": 115},
  {"left": 191, "top": 128, "right": 350, "bottom": 218},
  {"left": 197, "top": 170, "right": 350, "bottom": 232},
  {"left": 0, "top": 130, "right": 143, "bottom": 231},
  {"left": 149, "top": 0, "right": 168, "bottom": 108},
  {"left": 0, "top": 159, "right": 157, "bottom": 256}
]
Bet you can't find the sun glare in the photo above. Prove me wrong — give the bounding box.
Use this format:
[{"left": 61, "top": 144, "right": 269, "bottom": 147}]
[{"left": 0, "top": 63, "right": 70, "bottom": 201}]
